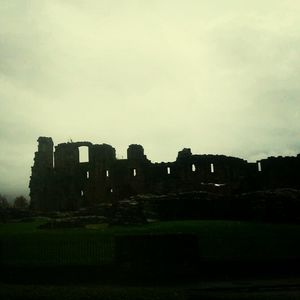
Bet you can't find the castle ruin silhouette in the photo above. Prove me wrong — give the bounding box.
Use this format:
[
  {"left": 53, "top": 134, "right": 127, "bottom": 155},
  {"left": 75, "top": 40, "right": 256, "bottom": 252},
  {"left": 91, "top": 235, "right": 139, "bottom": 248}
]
[{"left": 29, "top": 137, "right": 300, "bottom": 211}]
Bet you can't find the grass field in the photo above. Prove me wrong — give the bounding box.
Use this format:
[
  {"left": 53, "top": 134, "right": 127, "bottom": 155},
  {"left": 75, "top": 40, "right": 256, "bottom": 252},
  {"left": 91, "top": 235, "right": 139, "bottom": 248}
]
[
  {"left": 3, "top": 281, "right": 300, "bottom": 300},
  {"left": 1, "top": 219, "right": 300, "bottom": 266},
  {"left": 2, "top": 219, "right": 300, "bottom": 299},
  {"left": 0, "top": 284, "right": 184, "bottom": 300}
]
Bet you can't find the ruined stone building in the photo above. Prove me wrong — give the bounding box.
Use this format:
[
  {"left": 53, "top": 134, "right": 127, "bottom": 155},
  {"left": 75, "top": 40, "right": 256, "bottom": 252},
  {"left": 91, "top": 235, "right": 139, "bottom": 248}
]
[{"left": 29, "top": 137, "right": 300, "bottom": 211}]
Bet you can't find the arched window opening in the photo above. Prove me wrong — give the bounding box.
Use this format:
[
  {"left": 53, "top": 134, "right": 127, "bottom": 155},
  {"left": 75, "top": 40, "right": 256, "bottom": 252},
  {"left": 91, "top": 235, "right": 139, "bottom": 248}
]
[
  {"left": 210, "top": 163, "right": 215, "bottom": 173},
  {"left": 192, "top": 164, "right": 196, "bottom": 172},
  {"left": 106, "top": 170, "right": 109, "bottom": 177}
]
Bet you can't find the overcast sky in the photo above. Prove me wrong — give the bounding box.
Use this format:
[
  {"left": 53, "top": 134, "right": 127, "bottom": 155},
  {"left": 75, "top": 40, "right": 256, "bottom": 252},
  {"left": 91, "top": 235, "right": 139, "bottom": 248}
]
[{"left": 1, "top": 0, "right": 300, "bottom": 199}]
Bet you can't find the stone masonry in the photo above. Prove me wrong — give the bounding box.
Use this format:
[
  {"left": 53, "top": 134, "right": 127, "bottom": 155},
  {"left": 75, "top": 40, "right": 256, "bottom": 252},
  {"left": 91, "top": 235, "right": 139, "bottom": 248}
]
[{"left": 29, "top": 137, "right": 300, "bottom": 211}]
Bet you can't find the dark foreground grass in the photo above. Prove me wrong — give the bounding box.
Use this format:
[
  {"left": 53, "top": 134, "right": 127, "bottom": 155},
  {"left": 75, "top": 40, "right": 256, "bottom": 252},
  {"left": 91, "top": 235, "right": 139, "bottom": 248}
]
[
  {"left": 0, "top": 284, "right": 184, "bottom": 300},
  {"left": 2, "top": 283, "right": 300, "bottom": 300},
  {"left": 1, "top": 219, "right": 300, "bottom": 266},
  {"left": 2, "top": 220, "right": 300, "bottom": 299}
]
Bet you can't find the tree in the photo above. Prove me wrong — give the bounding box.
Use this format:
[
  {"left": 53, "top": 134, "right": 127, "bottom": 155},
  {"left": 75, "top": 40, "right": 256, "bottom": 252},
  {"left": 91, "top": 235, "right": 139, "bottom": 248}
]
[
  {"left": 0, "top": 194, "right": 9, "bottom": 208},
  {"left": 13, "top": 196, "right": 29, "bottom": 209}
]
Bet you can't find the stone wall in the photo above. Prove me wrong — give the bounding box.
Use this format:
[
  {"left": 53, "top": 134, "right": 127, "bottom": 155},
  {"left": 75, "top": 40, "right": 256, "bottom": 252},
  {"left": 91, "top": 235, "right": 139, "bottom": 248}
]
[{"left": 29, "top": 137, "right": 300, "bottom": 211}]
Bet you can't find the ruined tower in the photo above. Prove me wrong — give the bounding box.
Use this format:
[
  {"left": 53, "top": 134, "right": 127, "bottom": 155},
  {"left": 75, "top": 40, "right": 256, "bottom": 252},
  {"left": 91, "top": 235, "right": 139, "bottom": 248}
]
[
  {"left": 29, "top": 137, "right": 54, "bottom": 210},
  {"left": 127, "top": 144, "right": 148, "bottom": 161}
]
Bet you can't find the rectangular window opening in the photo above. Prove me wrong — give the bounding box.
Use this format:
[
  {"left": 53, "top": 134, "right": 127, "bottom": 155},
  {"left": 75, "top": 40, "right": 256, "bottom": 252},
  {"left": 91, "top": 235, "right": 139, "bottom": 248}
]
[
  {"left": 167, "top": 166, "right": 171, "bottom": 174},
  {"left": 79, "top": 146, "right": 89, "bottom": 163},
  {"left": 192, "top": 164, "right": 196, "bottom": 172},
  {"left": 258, "top": 162, "right": 262, "bottom": 172},
  {"left": 86, "top": 171, "right": 89, "bottom": 179},
  {"left": 133, "top": 168, "right": 137, "bottom": 177},
  {"left": 106, "top": 170, "right": 109, "bottom": 177},
  {"left": 210, "top": 163, "right": 215, "bottom": 173},
  {"left": 81, "top": 190, "right": 84, "bottom": 196}
]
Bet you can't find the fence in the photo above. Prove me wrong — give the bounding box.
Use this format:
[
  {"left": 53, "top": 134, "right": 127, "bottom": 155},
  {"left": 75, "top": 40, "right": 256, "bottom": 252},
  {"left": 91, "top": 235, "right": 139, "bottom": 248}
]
[{"left": 0, "top": 237, "right": 115, "bottom": 266}]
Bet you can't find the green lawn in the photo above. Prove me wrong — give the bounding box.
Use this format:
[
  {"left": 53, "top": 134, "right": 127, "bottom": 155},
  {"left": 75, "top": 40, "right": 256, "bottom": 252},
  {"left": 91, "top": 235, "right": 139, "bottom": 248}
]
[
  {"left": 1, "top": 281, "right": 300, "bottom": 300},
  {"left": 2, "top": 220, "right": 300, "bottom": 299},
  {"left": 0, "top": 284, "right": 185, "bottom": 300},
  {"left": 1, "top": 219, "right": 300, "bottom": 266}
]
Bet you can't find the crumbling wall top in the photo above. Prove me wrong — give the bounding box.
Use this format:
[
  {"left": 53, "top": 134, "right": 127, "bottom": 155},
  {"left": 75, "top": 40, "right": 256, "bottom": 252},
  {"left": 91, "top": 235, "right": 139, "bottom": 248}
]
[
  {"left": 176, "top": 148, "right": 192, "bottom": 161},
  {"left": 127, "top": 144, "right": 148, "bottom": 161},
  {"left": 56, "top": 141, "right": 93, "bottom": 149},
  {"left": 37, "top": 137, "right": 53, "bottom": 152}
]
